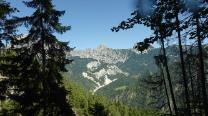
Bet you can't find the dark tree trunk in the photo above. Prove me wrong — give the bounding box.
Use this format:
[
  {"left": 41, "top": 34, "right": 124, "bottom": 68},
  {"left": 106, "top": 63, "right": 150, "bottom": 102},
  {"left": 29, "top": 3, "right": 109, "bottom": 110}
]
[
  {"left": 159, "top": 63, "right": 173, "bottom": 115},
  {"left": 161, "top": 38, "right": 178, "bottom": 116},
  {"left": 196, "top": 15, "right": 208, "bottom": 116},
  {"left": 175, "top": 12, "right": 191, "bottom": 116},
  {"left": 188, "top": 58, "right": 197, "bottom": 116},
  {"left": 40, "top": 5, "right": 48, "bottom": 115}
]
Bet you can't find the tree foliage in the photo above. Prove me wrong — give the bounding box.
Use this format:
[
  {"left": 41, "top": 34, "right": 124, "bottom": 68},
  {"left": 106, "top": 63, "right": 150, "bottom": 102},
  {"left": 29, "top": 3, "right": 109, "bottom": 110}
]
[
  {"left": 0, "top": 0, "right": 74, "bottom": 115},
  {"left": 112, "top": 0, "right": 208, "bottom": 115}
]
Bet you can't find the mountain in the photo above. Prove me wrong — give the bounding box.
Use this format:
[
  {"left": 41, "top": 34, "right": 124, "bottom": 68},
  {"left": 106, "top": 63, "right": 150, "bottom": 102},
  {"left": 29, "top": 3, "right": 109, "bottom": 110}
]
[{"left": 64, "top": 44, "right": 180, "bottom": 107}]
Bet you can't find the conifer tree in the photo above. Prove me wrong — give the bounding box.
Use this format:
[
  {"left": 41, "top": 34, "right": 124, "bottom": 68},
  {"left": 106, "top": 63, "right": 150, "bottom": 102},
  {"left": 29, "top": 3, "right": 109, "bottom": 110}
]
[
  {"left": 112, "top": 0, "right": 179, "bottom": 115},
  {"left": 0, "top": 0, "right": 13, "bottom": 47},
  {"left": 186, "top": 1, "right": 208, "bottom": 115},
  {"left": 0, "top": 0, "right": 17, "bottom": 51},
  {"left": 0, "top": 0, "right": 74, "bottom": 115},
  {"left": 166, "top": 0, "right": 192, "bottom": 115},
  {"left": 0, "top": 0, "right": 17, "bottom": 103}
]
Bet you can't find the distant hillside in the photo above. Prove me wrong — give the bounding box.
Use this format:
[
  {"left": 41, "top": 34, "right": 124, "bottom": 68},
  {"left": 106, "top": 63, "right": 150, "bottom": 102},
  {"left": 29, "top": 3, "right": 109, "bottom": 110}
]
[{"left": 64, "top": 45, "right": 181, "bottom": 107}]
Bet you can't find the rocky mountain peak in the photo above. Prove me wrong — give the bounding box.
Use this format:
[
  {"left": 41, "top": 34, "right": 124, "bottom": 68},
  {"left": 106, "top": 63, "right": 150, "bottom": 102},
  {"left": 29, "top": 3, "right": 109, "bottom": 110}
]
[
  {"left": 70, "top": 45, "right": 128, "bottom": 64},
  {"left": 96, "top": 44, "right": 109, "bottom": 50}
]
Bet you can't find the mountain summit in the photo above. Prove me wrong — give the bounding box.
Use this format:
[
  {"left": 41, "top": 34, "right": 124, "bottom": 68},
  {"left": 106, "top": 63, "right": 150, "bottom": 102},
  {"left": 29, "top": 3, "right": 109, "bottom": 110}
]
[
  {"left": 71, "top": 45, "right": 129, "bottom": 64},
  {"left": 96, "top": 44, "right": 109, "bottom": 50}
]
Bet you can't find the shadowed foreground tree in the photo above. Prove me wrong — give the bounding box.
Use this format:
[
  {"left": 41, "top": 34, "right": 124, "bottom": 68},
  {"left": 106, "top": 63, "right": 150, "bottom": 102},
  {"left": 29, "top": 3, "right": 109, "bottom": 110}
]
[
  {"left": 112, "top": 0, "right": 208, "bottom": 115},
  {"left": 1, "top": 0, "right": 75, "bottom": 115},
  {"left": 0, "top": 0, "right": 16, "bottom": 49},
  {"left": 170, "top": 1, "right": 191, "bottom": 114},
  {"left": 112, "top": 0, "right": 180, "bottom": 115},
  {"left": 0, "top": 0, "right": 17, "bottom": 106},
  {"left": 186, "top": 2, "right": 208, "bottom": 115},
  {"left": 0, "top": 0, "right": 17, "bottom": 53}
]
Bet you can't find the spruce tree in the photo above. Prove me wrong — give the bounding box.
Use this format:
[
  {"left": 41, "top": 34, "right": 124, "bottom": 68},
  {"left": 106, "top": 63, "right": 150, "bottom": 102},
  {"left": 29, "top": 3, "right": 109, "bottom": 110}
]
[
  {"left": 1, "top": 0, "right": 74, "bottom": 115},
  {"left": 0, "top": 0, "right": 17, "bottom": 103},
  {"left": 0, "top": 0, "right": 14, "bottom": 47}
]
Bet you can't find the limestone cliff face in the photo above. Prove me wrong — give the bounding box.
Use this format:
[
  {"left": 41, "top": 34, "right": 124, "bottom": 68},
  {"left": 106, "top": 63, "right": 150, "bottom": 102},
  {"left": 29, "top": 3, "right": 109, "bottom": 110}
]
[{"left": 69, "top": 45, "right": 130, "bottom": 92}]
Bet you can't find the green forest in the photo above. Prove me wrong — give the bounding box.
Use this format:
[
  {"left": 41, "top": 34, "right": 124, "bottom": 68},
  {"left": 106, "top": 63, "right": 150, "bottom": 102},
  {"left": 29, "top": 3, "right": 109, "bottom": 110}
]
[{"left": 1, "top": 0, "right": 208, "bottom": 116}]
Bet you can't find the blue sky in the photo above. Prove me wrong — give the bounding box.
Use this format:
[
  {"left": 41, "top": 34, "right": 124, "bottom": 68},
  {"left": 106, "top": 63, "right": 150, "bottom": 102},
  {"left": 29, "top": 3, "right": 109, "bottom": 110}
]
[{"left": 9, "top": 0, "right": 153, "bottom": 50}]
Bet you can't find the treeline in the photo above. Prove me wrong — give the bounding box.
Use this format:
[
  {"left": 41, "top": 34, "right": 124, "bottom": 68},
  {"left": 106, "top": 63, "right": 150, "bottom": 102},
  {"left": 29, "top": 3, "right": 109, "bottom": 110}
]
[
  {"left": 64, "top": 77, "right": 162, "bottom": 116},
  {"left": 1, "top": 76, "right": 162, "bottom": 116},
  {"left": 112, "top": 0, "right": 208, "bottom": 116}
]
